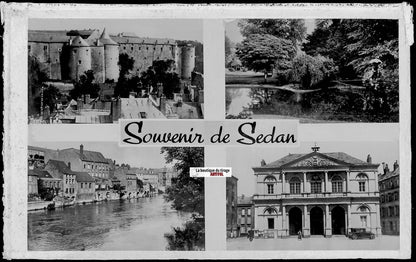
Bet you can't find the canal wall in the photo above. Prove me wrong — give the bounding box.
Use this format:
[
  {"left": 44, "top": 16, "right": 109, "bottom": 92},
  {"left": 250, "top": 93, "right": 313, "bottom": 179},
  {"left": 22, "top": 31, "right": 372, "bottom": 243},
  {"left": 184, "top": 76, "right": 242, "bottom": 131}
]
[{"left": 28, "top": 200, "right": 54, "bottom": 211}]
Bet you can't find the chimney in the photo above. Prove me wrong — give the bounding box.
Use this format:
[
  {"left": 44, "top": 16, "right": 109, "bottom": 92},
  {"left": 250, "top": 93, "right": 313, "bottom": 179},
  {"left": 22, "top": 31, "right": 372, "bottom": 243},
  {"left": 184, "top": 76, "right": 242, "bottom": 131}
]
[
  {"left": 384, "top": 163, "right": 390, "bottom": 175},
  {"left": 80, "top": 144, "right": 84, "bottom": 155},
  {"left": 67, "top": 162, "right": 71, "bottom": 169},
  {"left": 366, "top": 154, "right": 372, "bottom": 164},
  {"left": 381, "top": 162, "right": 385, "bottom": 170},
  {"left": 393, "top": 160, "right": 399, "bottom": 171},
  {"left": 242, "top": 194, "right": 245, "bottom": 199}
]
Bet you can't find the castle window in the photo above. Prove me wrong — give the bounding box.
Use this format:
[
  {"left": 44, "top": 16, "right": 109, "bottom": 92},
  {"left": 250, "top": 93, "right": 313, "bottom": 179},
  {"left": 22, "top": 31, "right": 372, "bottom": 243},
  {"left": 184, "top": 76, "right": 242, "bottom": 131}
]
[
  {"left": 153, "top": 47, "right": 156, "bottom": 50},
  {"left": 43, "top": 45, "right": 48, "bottom": 50},
  {"left": 161, "top": 47, "right": 163, "bottom": 51},
  {"left": 78, "top": 60, "right": 82, "bottom": 65},
  {"left": 73, "top": 50, "right": 77, "bottom": 54},
  {"left": 124, "top": 46, "right": 126, "bottom": 50},
  {"left": 131, "top": 47, "right": 134, "bottom": 51},
  {"left": 146, "top": 47, "right": 149, "bottom": 50},
  {"left": 139, "top": 47, "right": 141, "bottom": 51}
]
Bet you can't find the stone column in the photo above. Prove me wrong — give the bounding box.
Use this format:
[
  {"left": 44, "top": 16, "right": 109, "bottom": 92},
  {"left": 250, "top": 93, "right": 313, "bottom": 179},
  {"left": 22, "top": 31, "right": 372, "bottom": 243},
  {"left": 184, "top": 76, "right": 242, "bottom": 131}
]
[
  {"left": 347, "top": 204, "right": 351, "bottom": 234},
  {"left": 303, "top": 172, "right": 307, "bottom": 193},
  {"left": 374, "top": 171, "right": 379, "bottom": 193},
  {"left": 346, "top": 171, "right": 351, "bottom": 193},
  {"left": 281, "top": 172, "right": 285, "bottom": 194},
  {"left": 344, "top": 209, "right": 348, "bottom": 235},
  {"left": 303, "top": 205, "right": 310, "bottom": 237},
  {"left": 282, "top": 205, "right": 286, "bottom": 237},
  {"left": 325, "top": 204, "right": 332, "bottom": 237}
]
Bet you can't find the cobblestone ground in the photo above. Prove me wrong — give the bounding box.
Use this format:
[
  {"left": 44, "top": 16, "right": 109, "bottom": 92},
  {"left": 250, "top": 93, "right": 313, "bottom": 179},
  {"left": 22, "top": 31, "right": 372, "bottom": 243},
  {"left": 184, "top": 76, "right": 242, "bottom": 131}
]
[{"left": 227, "top": 235, "right": 400, "bottom": 250}]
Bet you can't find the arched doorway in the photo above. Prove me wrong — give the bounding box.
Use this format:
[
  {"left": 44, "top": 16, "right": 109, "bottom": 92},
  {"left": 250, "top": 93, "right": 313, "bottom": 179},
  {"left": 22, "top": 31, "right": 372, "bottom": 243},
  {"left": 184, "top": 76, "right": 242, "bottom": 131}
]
[
  {"left": 331, "top": 206, "right": 346, "bottom": 235},
  {"left": 310, "top": 206, "right": 324, "bottom": 235},
  {"left": 289, "top": 207, "right": 303, "bottom": 235}
]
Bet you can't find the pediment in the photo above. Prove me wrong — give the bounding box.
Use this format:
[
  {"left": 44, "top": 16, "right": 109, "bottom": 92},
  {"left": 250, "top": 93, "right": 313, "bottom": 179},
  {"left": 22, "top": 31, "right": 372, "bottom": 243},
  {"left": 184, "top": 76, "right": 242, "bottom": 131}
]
[{"left": 287, "top": 155, "right": 340, "bottom": 168}]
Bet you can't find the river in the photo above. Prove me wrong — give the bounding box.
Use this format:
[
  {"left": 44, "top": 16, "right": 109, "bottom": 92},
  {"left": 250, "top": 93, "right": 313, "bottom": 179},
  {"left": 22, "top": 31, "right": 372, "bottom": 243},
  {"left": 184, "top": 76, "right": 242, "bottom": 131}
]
[{"left": 28, "top": 195, "right": 192, "bottom": 251}]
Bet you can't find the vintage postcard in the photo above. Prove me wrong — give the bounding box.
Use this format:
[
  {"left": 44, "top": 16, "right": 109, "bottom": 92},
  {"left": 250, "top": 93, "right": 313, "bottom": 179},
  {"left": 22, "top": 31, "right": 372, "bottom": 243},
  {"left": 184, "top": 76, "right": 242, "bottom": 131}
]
[{"left": 2, "top": 2, "right": 412, "bottom": 260}]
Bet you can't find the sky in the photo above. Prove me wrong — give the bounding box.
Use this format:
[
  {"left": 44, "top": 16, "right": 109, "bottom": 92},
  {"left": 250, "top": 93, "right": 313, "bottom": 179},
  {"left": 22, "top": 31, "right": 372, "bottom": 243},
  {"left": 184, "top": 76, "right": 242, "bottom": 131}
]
[
  {"left": 224, "top": 19, "right": 316, "bottom": 44},
  {"left": 28, "top": 141, "right": 174, "bottom": 169},
  {"left": 227, "top": 140, "right": 399, "bottom": 197},
  {"left": 29, "top": 19, "right": 203, "bottom": 42}
]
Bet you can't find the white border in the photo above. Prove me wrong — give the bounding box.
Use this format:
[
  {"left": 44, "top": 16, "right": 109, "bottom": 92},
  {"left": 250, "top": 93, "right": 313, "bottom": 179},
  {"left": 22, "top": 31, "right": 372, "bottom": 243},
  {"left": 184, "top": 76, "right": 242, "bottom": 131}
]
[{"left": 2, "top": 2, "right": 412, "bottom": 259}]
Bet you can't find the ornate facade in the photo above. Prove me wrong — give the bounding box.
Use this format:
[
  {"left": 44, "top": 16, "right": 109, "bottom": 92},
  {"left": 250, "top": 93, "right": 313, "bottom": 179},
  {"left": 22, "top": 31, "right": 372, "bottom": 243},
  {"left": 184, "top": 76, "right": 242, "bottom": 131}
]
[{"left": 252, "top": 146, "right": 381, "bottom": 238}]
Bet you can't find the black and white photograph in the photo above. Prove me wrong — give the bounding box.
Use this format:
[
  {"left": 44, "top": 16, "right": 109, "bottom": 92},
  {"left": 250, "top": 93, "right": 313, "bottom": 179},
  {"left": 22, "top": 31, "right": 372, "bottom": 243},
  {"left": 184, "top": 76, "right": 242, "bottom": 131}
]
[
  {"left": 225, "top": 19, "right": 399, "bottom": 122},
  {"left": 27, "top": 143, "right": 205, "bottom": 251},
  {"left": 226, "top": 141, "right": 400, "bottom": 250},
  {"left": 28, "top": 19, "right": 204, "bottom": 123}
]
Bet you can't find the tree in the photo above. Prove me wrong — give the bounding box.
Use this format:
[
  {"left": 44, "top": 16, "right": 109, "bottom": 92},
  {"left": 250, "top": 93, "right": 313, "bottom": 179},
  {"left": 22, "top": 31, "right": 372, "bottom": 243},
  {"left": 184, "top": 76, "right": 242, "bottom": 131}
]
[
  {"left": 236, "top": 34, "right": 296, "bottom": 81},
  {"left": 34, "top": 85, "right": 62, "bottom": 114},
  {"left": 238, "top": 19, "right": 307, "bottom": 46},
  {"left": 69, "top": 70, "right": 100, "bottom": 99},
  {"left": 290, "top": 53, "right": 338, "bottom": 89},
  {"left": 28, "top": 56, "right": 48, "bottom": 115},
  {"left": 161, "top": 147, "right": 204, "bottom": 215},
  {"left": 114, "top": 53, "right": 136, "bottom": 98},
  {"left": 165, "top": 218, "right": 205, "bottom": 250},
  {"left": 140, "top": 60, "right": 181, "bottom": 99}
]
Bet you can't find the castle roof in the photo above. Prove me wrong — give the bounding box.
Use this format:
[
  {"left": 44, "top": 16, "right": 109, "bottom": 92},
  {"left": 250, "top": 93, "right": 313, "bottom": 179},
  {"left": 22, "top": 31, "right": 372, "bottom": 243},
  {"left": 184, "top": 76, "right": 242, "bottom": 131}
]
[
  {"left": 70, "top": 36, "right": 89, "bottom": 47},
  {"left": 28, "top": 30, "right": 69, "bottom": 43},
  {"left": 99, "top": 28, "right": 118, "bottom": 45},
  {"left": 59, "top": 148, "right": 109, "bottom": 164},
  {"left": 253, "top": 151, "right": 376, "bottom": 171},
  {"left": 111, "top": 35, "right": 176, "bottom": 45}
]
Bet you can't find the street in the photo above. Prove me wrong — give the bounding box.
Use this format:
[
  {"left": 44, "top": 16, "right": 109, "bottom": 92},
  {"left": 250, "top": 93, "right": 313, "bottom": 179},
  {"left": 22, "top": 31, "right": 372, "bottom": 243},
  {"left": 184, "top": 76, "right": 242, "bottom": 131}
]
[{"left": 227, "top": 235, "right": 400, "bottom": 250}]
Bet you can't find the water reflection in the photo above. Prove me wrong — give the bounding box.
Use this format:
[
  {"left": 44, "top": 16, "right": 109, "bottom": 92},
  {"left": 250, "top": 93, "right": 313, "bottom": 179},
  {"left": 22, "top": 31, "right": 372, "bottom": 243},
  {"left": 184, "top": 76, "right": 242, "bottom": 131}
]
[{"left": 28, "top": 195, "right": 192, "bottom": 251}]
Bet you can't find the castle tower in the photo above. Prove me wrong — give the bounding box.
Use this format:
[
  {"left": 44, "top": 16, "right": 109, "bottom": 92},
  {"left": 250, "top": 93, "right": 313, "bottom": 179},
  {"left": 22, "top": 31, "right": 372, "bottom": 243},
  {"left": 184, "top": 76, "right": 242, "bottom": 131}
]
[
  {"left": 89, "top": 39, "right": 105, "bottom": 83},
  {"left": 180, "top": 44, "right": 195, "bottom": 80},
  {"left": 99, "top": 29, "right": 119, "bottom": 82},
  {"left": 68, "top": 36, "right": 92, "bottom": 81}
]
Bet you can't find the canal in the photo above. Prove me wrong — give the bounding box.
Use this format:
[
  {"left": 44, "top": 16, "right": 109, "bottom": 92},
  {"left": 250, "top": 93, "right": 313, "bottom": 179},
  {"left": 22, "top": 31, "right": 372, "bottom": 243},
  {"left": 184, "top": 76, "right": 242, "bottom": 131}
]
[{"left": 28, "top": 195, "right": 192, "bottom": 251}]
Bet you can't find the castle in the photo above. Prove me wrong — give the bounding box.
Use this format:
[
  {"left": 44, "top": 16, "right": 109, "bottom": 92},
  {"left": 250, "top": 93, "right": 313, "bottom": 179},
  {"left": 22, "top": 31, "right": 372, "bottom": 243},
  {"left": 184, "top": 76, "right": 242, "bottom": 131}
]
[{"left": 28, "top": 29, "right": 196, "bottom": 83}]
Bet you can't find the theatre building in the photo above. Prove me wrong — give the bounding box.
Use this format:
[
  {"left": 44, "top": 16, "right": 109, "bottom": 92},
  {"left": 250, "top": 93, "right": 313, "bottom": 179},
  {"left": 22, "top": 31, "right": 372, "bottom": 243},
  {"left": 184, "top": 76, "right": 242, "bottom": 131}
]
[{"left": 252, "top": 146, "right": 381, "bottom": 238}]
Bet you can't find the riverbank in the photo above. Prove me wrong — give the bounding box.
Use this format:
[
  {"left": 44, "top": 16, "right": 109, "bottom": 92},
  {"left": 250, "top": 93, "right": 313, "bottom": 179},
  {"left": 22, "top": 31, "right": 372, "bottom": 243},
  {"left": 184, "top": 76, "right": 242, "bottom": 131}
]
[
  {"left": 28, "top": 192, "right": 159, "bottom": 212},
  {"left": 28, "top": 194, "right": 192, "bottom": 251}
]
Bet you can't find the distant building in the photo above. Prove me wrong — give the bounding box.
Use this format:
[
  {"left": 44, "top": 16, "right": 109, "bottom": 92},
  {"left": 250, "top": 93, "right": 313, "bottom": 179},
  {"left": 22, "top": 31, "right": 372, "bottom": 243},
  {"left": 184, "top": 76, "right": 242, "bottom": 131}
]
[
  {"left": 31, "top": 169, "right": 62, "bottom": 197},
  {"left": 44, "top": 159, "right": 77, "bottom": 198},
  {"left": 28, "top": 169, "right": 39, "bottom": 195},
  {"left": 74, "top": 171, "right": 96, "bottom": 202},
  {"left": 54, "top": 144, "right": 110, "bottom": 179},
  {"left": 251, "top": 146, "right": 381, "bottom": 238},
  {"left": 379, "top": 161, "right": 400, "bottom": 235},
  {"left": 126, "top": 173, "right": 138, "bottom": 196},
  {"left": 226, "top": 176, "right": 238, "bottom": 238},
  {"left": 237, "top": 195, "right": 254, "bottom": 236}
]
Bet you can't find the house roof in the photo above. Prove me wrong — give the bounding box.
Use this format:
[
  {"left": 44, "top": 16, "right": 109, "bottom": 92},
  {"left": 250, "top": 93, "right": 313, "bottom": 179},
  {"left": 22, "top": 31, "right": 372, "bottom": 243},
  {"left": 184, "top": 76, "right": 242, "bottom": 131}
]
[
  {"left": 59, "top": 148, "right": 109, "bottom": 164},
  {"left": 379, "top": 167, "right": 400, "bottom": 181},
  {"left": 255, "top": 151, "right": 372, "bottom": 170},
  {"left": 29, "top": 169, "right": 58, "bottom": 180},
  {"left": 237, "top": 195, "right": 253, "bottom": 205},
  {"left": 74, "top": 172, "right": 95, "bottom": 182},
  {"left": 47, "top": 159, "right": 72, "bottom": 173},
  {"left": 119, "top": 98, "right": 166, "bottom": 119}
]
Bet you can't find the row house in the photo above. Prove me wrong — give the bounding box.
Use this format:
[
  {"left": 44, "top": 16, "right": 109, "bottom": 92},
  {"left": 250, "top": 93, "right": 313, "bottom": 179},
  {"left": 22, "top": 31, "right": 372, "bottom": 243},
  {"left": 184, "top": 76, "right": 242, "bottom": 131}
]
[
  {"left": 252, "top": 146, "right": 381, "bottom": 238},
  {"left": 379, "top": 161, "right": 400, "bottom": 235},
  {"left": 226, "top": 176, "right": 238, "bottom": 238},
  {"left": 237, "top": 195, "right": 254, "bottom": 236},
  {"left": 45, "top": 159, "right": 77, "bottom": 198}
]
